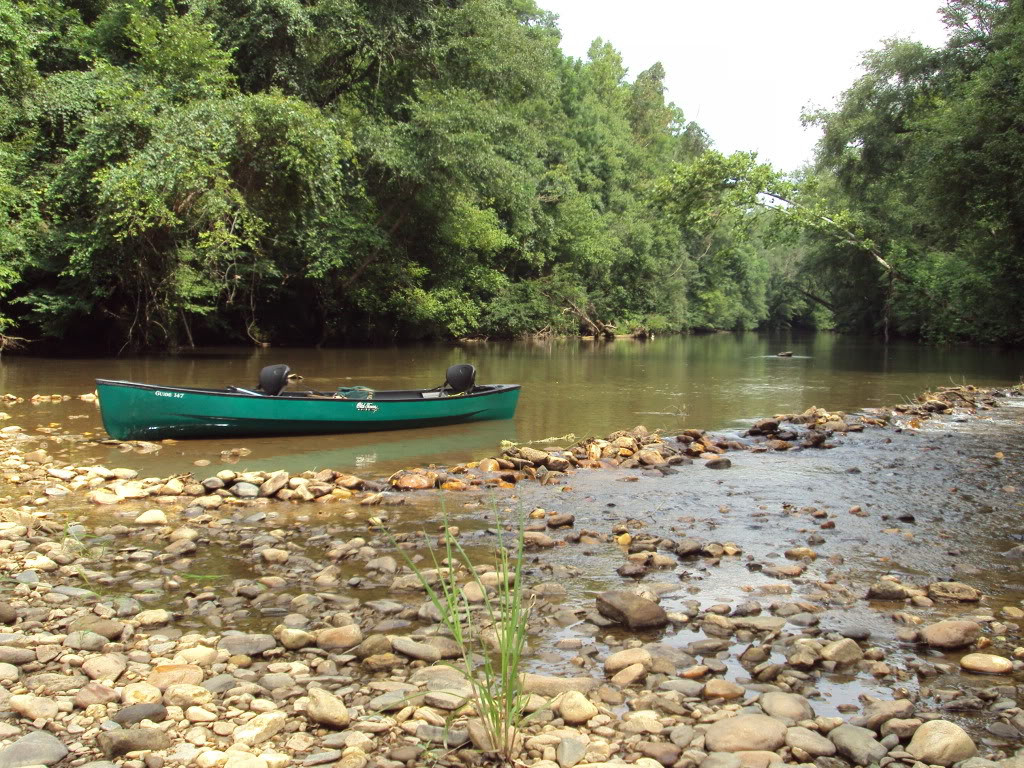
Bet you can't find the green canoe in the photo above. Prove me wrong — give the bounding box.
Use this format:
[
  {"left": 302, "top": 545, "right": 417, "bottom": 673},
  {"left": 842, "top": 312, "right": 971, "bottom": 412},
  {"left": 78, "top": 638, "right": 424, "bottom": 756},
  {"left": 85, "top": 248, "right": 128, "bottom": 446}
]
[{"left": 96, "top": 364, "right": 520, "bottom": 441}]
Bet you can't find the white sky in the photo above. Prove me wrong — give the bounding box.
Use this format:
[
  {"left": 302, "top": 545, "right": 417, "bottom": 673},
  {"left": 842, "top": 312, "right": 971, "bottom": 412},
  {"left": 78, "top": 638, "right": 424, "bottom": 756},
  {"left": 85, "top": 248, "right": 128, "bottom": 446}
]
[{"left": 541, "top": 0, "right": 950, "bottom": 171}]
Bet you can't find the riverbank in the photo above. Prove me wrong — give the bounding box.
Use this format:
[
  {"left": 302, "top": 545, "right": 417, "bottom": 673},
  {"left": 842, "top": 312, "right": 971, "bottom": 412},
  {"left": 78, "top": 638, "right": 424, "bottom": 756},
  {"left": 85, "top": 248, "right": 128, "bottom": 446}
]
[{"left": 1, "top": 387, "right": 1023, "bottom": 768}]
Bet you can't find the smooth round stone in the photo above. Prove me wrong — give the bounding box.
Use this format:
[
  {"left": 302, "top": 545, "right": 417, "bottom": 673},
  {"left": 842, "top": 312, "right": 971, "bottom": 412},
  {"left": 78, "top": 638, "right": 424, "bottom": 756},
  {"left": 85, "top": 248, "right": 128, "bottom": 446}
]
[
  {"left": 704, "top": 679, "right": 745, "bottom": 700},
  {"left": 760, "top": 692, "right": 814, "bottom": 724},
  {"left": 704, "top": 714, "right": 788, "bottom": 752},
  {"left": 906, "top": 720, "right": 977, "bottom": 766},
  {"left": 557, "top": 690, "right": 598, "bottom": 725},
  {"left": 960, "top": 653, "right": 1013, "bottom": 674}
]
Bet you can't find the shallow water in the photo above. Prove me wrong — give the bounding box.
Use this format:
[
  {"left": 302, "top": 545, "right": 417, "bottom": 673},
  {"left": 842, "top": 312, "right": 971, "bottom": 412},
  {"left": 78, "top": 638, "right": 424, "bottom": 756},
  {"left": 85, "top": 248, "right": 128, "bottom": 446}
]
[{"left": 2, "top": 332, "right": 1022, "bottom": 477}]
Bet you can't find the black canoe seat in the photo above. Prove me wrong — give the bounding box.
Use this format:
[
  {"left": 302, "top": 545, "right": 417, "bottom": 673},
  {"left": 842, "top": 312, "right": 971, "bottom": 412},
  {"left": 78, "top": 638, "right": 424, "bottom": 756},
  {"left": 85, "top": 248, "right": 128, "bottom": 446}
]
[
  {"left": 258, "top": 364, "right": 291, "bottom": 397},
  {"left": 443, "top": 363, "right": 476, "bottom": 395}
]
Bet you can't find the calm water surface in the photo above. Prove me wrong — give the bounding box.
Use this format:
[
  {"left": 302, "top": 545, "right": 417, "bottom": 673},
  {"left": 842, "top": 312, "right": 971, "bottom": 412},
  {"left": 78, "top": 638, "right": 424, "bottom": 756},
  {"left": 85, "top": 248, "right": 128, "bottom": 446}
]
[{"left": 1, "top": 332, "right": 1021, "bottom": 476}]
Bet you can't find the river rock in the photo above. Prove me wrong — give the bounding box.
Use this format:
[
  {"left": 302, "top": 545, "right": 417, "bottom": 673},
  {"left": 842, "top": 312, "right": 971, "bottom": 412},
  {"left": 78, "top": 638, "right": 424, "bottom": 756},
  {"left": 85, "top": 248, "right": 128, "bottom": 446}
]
[
  {"left": 71, "top": 616, "right": 126, "bottom": 640},
  {"left": 557, "top": 736, "right": 588, "bottom": 768},
  {"left": 9, "top": 694, "right": 58, "bottom": 721},
  {"left": 557, "top": 690, "right": 598, "bottom": 724},
  {"left": 112, "top": 703, "right": 168, "bottom": 725},
  {"left": 0, "top": 730, "right": 68, "bottom": 768},
  {"left": 164, "top": 683, "right": 213, "bottom": 707},
  {"left": 785, "top": 727, "right": 836, "bottom": 757},
  {"left": 596, "top": 590, "right": 668, "bottom": 629},
  {"left": 639, "top": 742, "right": 682, "bottom": 766},
  {"left": 306, "top": 688, "right": 350, "bottom": 728},
  {"left": 134, "top": 509, "right": 167, "bottom": 525},
  {"left": 390, "top": 635, "right": 441, "bottom": 663},
  {"left": 703, "top": 679, "right": 745, "bottom": 700},
  {"left": 275, "top": 626, "right": 314, "bottom": 650},
  {"left": 701, "top": 754, "right": 742, "bottom": 768},
  {"left": 881, "top": 718, "right": 923, "bottom": 741},
  {"left": 829, "top": 724, "right": 888, "bottom": 765},
  {"left": 703, "top": 714, "right": 788, "bottom": 752},
  {"left": 0, "top": 648, "right": 33, "bottom": 664},
  {"left": 98, "top": 729, "right": 171, "bottom": 758},
  {"left": 820, "top": 638, "right": 863, "bottom": 664},
  {"left": 148, "top": 664, "right": 204, "bottom": 689},
  {"left": 82, "top": 654, "right": 127, "bottom": 681},
  {"left": 670, "top": 724, "right": 695, "bottom": 748},
  {"left": 259, "top": 471, "right": 289, "bottom": 497},
  {"left": 732, "top": 750, "right": 783, "bottom": 768},
  {"left": 927, "top": 581, "right": 982, "bottom": 602},
  {"left": 317, "top": 625, "right": 363, "bottom": 651},
  {"left": 522, "top": 673, "right": 598, "bottom": 696},
  {"left": 24, "top": 672, "right": 85, "bottom": 693},
  {"left": 920, "top": 620, "right": 982, "bottom": 649},
  {"left": 64, "top": 629, "right": 108, "bottom": 651},
  {"left": 218, "top": 633, "right": 276, "bottom": 657},
  {"left": 74, "top": 682, "right": 120, "bottom": 708},
  {"left": 605, "top": 648, "right": 652, "bottom": 674},
  {"left": 611, "top": 662, "right": 648, "bottom": 687},
  {"left": 867, "top": 580, "right": 915, "bottom": 600},
  {"left": 760, "top": 692, "right": 814, "bottom": 724},
  {"left": 960, "top": 653, "right": 1013, "bottom": 674},
  {"left": 906, "top": 720, "right": 977, "bottom": 765},
  {"left": 863, "top": 698, "right": 915, "bottom": 731},
  {"left": 233, "top": 711, "right": 287, "bottom": 745}
]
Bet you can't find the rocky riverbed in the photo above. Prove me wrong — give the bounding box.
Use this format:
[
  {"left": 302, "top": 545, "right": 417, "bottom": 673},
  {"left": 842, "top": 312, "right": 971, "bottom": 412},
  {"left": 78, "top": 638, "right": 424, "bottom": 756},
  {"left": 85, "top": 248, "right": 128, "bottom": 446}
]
[{"left": 0, "top": 387, "right": 1022, "bottom": 768}]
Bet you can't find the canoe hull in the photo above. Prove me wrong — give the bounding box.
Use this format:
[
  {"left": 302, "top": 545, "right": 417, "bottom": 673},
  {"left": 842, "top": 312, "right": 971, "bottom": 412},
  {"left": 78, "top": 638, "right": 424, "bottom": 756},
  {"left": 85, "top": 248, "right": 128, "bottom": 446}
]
[{"left": 96, "top": 380, "right": 520, "bottom": 441}]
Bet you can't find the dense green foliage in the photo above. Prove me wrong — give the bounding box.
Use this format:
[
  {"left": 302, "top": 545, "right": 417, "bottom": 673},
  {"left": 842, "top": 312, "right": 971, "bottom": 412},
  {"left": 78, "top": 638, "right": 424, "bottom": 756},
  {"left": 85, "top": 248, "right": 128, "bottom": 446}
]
[
  {"left": 0, "top": 0, "right": 1020, "bottom": 349},
  {"left": 796, "top": 0, "right": 1024, "bottom": 343},
  {"left": 0, "top": 0, "right": 802, "bottom": 350}
]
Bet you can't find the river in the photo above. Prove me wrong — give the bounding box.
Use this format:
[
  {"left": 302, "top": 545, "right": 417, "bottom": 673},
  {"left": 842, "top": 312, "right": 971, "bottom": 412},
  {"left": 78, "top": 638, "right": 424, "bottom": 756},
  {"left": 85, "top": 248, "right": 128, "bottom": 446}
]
[{"left": 1, "top": 331, "right": 1021, "bottom": 477}]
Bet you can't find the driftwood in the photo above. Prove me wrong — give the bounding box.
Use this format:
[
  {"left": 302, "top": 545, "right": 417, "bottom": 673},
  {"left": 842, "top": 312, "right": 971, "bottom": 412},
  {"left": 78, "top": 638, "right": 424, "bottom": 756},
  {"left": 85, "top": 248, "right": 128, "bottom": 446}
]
[{"left": 563, "top": 297, "right": 616, "bottom": 339}]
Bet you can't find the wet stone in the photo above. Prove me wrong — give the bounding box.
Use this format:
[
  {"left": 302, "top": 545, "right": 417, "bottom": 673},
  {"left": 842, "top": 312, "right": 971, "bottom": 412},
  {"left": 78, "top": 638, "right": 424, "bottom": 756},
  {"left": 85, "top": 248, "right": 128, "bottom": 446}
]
[
  {"left": 920, "top": 620, "right": 982, "bottom": 649},
  {"left": 596, "top": 590, "right": 668, "bottom": 629}
]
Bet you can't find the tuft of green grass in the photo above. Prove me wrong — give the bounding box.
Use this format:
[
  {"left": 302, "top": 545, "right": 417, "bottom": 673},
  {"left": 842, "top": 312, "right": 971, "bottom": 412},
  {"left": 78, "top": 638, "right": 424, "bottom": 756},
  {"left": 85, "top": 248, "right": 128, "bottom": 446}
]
[{"left": 387, "top": 508, "right": 533, "bottom": 763}]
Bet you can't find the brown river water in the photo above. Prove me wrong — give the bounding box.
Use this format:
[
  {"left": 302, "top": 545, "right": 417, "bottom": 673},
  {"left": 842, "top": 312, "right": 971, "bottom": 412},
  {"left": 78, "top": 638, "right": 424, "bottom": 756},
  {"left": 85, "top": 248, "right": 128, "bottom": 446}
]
[
  {"left": 1, "top": 332, "right": 1022, "bottom": 477},
  {"left": 2, "top": 333, "right": 1023, "bottom": 749}
]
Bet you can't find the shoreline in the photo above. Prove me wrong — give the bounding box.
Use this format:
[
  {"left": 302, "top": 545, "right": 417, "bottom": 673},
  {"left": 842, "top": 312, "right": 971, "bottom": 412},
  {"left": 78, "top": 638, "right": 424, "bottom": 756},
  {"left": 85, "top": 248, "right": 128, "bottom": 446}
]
[{"left": 1, "top": 385, "right": 1023, "bottom": 768}]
